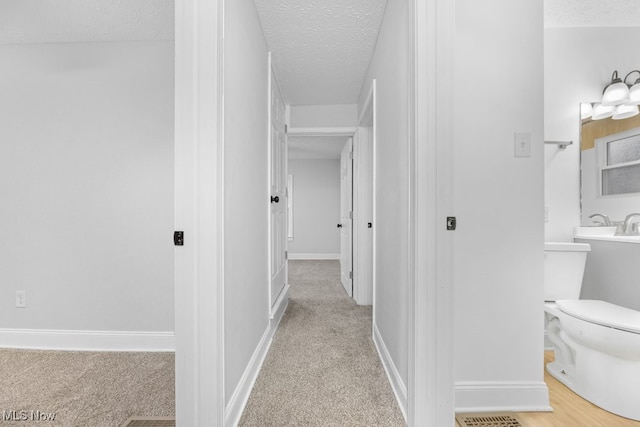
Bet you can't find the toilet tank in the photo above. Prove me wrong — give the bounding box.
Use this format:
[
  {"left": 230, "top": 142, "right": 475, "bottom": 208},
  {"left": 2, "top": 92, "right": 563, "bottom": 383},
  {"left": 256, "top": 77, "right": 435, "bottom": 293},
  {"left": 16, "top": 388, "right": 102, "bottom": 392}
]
[{"left": 544, "top": 242, "right": 591, "bottom": 301}]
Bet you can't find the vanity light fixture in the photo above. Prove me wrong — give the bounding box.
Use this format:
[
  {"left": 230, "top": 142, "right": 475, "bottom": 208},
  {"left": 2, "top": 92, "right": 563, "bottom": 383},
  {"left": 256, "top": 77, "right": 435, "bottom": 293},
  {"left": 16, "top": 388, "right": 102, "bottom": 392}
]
[{"left": 593, "top": 70, "right": 640, "bottom": 120}]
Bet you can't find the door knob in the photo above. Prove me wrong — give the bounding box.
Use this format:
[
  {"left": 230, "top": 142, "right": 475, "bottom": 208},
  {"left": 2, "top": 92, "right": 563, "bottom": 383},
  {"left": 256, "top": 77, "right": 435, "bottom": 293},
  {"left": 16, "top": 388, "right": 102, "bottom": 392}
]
[
  {"left": 337, "top": 223, "right": 342, "bottom": 228},
  {"left": 271, "top": 196, "right": 279, "bottom": 203}
]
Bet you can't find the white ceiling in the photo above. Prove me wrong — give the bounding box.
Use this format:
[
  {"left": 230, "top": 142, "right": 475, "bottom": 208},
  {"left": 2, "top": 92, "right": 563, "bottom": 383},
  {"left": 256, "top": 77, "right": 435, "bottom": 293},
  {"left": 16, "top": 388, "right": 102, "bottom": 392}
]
[
  {"left": 288, "top": 135, "right": 348, "bottom": 160},
  {"left": 544, "top": 0, "right": 640, "bottom": 28}
]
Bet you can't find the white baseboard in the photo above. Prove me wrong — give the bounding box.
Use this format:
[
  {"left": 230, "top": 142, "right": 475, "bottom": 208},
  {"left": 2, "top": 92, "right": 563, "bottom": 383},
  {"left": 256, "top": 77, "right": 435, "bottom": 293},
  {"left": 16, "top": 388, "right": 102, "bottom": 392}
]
[
  {"left": 288, "top": 253, "right": 339, "bottom": 260},
  {"left": 0, "top": 328, "right": 175, "bottom": 352},
  {"left": 225, "top": 287, "right": 289, "bottom": 427},
  {"left": 270, "top": 283, "right": 290, "bottom": 320},
  {"left": 455, "top": 381, "right": 552, "bottom": 413},
  {"left": 271, "top": 286, "right": 289, "bottom": 329},
  {"left": 373, "top": 323, "right": 407, "bottom": 421}
]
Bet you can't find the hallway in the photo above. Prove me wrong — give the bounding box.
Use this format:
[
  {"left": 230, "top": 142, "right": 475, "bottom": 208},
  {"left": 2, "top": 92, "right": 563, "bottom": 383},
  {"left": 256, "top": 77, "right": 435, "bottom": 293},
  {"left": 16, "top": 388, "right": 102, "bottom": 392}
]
[{"left": 238, "top": 261, "right": 404, "bottom": 426}]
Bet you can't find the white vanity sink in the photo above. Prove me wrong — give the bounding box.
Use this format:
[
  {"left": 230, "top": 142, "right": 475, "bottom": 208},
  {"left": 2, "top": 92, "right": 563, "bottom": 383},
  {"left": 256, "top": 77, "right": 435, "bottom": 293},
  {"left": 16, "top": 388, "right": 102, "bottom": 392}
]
[{"left": 575, "top": 226, "right": 640, "bottom": 243}]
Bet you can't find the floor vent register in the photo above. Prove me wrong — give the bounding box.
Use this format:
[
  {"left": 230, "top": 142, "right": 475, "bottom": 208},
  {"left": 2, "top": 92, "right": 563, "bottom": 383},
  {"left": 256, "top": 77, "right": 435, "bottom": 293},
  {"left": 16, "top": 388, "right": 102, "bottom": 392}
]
[{"left": 456, "top": 412, "right": 525, "bottom": 427}]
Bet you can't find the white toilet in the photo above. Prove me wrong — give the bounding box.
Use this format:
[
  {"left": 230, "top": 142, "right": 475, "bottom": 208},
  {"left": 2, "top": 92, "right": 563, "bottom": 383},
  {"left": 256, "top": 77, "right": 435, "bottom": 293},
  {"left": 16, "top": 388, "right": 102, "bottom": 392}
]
[{"left": 544, "top": 242, "right": 640, "bottom": 421}]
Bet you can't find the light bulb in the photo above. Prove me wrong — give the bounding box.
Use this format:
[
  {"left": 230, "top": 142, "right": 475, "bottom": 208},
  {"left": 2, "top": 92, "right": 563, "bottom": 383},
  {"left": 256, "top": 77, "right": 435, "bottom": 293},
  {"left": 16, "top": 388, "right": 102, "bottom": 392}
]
[
  {"left": 580, "top": 103, "right": 593, "bottom": 120},
  {"left": 612, "top": 104, "right": 639, "bottom": 120},
  {"left": 591, "top": 103, "right": 615, "bottom": 120}
]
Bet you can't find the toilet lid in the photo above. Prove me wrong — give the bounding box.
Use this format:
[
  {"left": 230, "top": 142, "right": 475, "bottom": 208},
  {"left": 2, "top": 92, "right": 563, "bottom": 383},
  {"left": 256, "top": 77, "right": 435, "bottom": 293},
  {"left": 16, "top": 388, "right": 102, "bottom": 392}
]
[{"left": 556, "top": 300, "right": 640, "bottom": 334}]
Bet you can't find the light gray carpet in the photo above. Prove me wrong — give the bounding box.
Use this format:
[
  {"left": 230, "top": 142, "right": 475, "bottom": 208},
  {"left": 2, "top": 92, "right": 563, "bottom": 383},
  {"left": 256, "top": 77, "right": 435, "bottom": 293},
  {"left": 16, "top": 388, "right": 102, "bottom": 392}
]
[
  {"left": 0, "top": 349, "right": 174, "bottom": 427},
  {"left": 239, "top": 260, "right": 406, "bottom": 427}
]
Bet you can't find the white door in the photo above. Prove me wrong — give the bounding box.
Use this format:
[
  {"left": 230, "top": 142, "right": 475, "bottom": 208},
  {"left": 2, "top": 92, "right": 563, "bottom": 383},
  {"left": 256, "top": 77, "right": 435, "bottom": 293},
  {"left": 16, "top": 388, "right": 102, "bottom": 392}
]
[
  {"left": 340, "top": 138, "right": 353, "bottom": 296},
  {"left": 269, "top": 65, "right": 287, "bottom": 311}
]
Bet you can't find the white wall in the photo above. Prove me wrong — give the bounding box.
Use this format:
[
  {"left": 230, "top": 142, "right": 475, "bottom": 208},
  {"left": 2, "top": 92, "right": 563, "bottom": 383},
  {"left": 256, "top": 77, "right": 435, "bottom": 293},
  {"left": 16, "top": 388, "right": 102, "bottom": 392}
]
[
  {"left": 0, "top": 41, "right": 174, "bottom": 337},
  {"left": 287, "top": 159, "right": 340, "bottom": 258},
  {"left": 453, "top": 1, "right": 548, "bottom": 411},
  {"left": 289, "top": 104, "right": 358, "bottom": 128},
  {"left": 358, "top": 0, "right": 410, "bottom": 405},
  {"left": 544, "top": 27, "right": 640, "bottom": 241},
  {"left": 223, "top": 0, "right": 270, "bottom": 404}
]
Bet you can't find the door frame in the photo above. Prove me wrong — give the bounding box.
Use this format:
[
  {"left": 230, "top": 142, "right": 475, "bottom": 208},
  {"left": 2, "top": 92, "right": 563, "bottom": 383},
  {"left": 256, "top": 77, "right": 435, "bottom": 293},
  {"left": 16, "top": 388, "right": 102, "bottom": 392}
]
[
  {"left": 339, "top": 136, "right": 354, "bottom": 297},
  {"left": 174, "top": 0, "right": 455, "bottom": 425},
  {"left": 288, "top": 123, "right": 373, "bottom": 307},
  {"left": 354, "top": 83, "right": 376, "bottom": 307},
  {"left": 407, "top": 0, "right": 455, "bottom": 425},
  {"left": 286, "top": 127, "right": 361, "bottom": 301},
  {"left": 174, "top": 0, "right": 225, "bottom": 425}
]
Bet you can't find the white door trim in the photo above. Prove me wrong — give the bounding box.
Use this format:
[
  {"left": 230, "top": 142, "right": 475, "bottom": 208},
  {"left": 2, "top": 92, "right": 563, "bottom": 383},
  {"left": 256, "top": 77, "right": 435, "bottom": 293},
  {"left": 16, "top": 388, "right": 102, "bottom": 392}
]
[
  {"left": 407, "top": 1, "right": 455, "bottom": 426},
  {"left": 267, "top": 51, "right": 273, "bottom": 314},
  {"left": 354, "top": 82, "right": 376, "bottom": 307},
  {"left": 174, "top": 0, "right": 225, "bottom": 426},
  {"left": 339, "top": 137, "right": 354, "bottom": 297}
]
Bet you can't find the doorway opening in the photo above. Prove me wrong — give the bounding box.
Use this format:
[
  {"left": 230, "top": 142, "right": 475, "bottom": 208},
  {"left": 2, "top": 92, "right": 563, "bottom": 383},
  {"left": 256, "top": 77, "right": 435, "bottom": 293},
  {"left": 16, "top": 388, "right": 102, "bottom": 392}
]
[{"left": 285, "top": 121, "right": 374, "bottom": 307}]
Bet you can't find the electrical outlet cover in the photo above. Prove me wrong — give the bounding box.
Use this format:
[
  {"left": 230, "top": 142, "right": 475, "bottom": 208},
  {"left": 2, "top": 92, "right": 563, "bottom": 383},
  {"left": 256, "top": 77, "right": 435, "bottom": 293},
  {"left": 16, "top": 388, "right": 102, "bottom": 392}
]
[{"left": 16, "top": 290, "right": 26, "bottom": 308}]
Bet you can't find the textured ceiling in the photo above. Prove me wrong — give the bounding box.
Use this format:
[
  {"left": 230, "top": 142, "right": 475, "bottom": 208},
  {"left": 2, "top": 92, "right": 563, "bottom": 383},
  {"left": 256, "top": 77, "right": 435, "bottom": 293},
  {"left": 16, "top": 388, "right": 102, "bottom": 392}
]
[
  {"left": 254, "top": 0, "right": 387, "bottom": 105},
  {"left": 288, "top": 135, "right": 348, "bottom": 160},
  {"left": 0, "top": 0, "right": 174, "bottom": 44},
  {"left": 544, "top": 0, "right": 640, "bottom": 27}
]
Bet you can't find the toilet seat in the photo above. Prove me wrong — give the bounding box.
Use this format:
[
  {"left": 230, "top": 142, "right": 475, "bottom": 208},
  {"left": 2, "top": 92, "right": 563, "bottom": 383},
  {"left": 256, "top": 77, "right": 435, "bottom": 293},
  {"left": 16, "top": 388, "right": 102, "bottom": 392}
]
[{"left": 556, "top": 299, "right": 640, "bottom": 334}]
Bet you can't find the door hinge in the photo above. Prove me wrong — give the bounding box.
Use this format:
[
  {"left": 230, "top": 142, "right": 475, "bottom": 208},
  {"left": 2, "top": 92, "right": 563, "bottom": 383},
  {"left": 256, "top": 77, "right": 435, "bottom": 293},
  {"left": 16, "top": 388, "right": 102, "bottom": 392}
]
[
  {"left": 349, "top": 151, "right": 354, "bottom": 159},
  {"left": 174, "top": 231, "right": 184, "bottom": 246},
  {"left": 285, "top": 250, "right": 288, "bottom": 260},
  {"left": 285, "top": 124, "right": 288, "bottom": 133},
  {"left": 349, "top": 211, "right": 353, "bottom": 219},
  {"left": 349, "top": 271, "right": 353, "bottom": 279}
]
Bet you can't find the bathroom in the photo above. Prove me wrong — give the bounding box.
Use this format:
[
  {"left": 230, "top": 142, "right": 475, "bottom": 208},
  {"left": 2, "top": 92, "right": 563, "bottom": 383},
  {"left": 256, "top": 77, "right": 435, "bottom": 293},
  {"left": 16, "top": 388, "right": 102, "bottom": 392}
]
[{"left": 543, "top": 22, "right": 640, "bottom": 421}]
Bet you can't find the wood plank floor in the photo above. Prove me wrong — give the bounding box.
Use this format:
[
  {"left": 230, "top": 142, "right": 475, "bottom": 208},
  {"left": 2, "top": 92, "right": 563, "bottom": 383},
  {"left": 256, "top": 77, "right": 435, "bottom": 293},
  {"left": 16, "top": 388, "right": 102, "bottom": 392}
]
[{"left": 461, "top": 351, "right": 640, "bottom": 427}]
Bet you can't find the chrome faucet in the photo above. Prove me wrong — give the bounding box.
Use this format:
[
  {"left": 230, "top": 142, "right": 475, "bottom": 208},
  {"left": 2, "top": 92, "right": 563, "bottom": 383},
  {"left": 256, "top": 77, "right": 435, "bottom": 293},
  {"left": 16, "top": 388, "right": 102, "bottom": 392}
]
[
  {"left": 588, "top": 213, "right": 612, "bottom": 226},
  {"left": 623, "top": 213, "right": 640, "bottom": 235}
]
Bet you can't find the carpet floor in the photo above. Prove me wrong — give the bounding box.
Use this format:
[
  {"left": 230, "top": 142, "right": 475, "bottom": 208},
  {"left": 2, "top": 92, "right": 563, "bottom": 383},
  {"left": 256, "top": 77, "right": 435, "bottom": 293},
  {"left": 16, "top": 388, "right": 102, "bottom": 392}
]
[
  {"left": 238, "top": 260, "right": 405, "bottom": 427},
  {"left": 0, "top": 260, "right": 403, "bottom": 427},
  {"left": 0, "top": 349, "right": 174, "bottom": 427}
]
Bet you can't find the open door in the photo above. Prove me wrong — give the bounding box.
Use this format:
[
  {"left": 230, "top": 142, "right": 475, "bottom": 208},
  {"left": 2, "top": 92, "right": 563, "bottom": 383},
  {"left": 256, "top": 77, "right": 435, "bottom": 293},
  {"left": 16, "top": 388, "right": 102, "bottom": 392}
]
[
  {"left": 269, "top": 58, "right": 288, "bottom": 314},
  {"left": 340, "top": 137, "right": 353, "bottom": 296}
]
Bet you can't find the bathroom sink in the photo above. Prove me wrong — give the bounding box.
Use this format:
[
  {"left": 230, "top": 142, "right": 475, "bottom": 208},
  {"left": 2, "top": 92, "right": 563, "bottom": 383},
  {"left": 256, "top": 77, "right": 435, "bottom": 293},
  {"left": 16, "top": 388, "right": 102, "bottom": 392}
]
[
  {"left": 574, "top": 226, "right": 617, "bottom": 237},
  {"left": 574, "top": 226, "right": 640, "bottom": 243}
]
